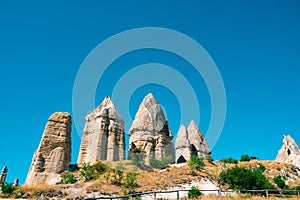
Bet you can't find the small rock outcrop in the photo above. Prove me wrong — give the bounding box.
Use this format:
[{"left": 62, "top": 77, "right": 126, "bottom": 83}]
[
  {"left": 128, "top": 93, "right": 175, "bottom": 165},
  {"left": 0, "top": 166, "right": 7, "bottom": 185},
  {"left": 25, "top": 112, "right": 71, "bottom": 185},
  {"left": 176, "top": 120, "right": 211, "bottom": 163},
  {"left": 276, "top": 135, "right": 300, "bottom": 168},
  {"left": 13, "top": 178, "right": 19, "bottom": 187},
  {"left": 77, "top": 96, "right": 125, "bottom": 165}
]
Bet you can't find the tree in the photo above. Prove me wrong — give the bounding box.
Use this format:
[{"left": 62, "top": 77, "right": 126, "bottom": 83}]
[
  {"left": 257, "top": 163, "right": 266, "bottom": 173},
  {"left": 240, "top": 155, "right": 251, "bottom": 162},
  {"left": 149, "top": 155, "right": 173, "bottom": 169},
  {"left": 130, "top": 147, "right": 146, "bottom": 167},
  {"left": 188, "top": 156, "right": 205, "bottom": 173},
  {"left": 219, "top": 166, "right": 273, "bottom": 190},
  {"left": 273, "top": 175, "right": 286, "bottom": 189},
  {"left": 1, "top": 182, "right": 15, "bottom": 194}
]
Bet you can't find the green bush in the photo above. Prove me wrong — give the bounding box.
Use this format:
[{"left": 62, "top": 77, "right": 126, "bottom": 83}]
[
  {"left": 250, "top": 156, "right": 259, "bottom": 160},
  {"left": 240, "top": 155, "right": 259, "bottom": 162},
  {"left": 80, "top": 163, "right": 96, "bottom": 181},
  {"left": 240, "top": 155, "right": 251, "bottom": 162},
  {"left": 188, "top": 186, "right": 202, "bottom": 199},
  {"left": 61, "top": 172, "right": 77, "bottom": 184},
  {"left": 273, "top": 175, "right": 286, "bottom": 189},
  {"left": 219, "top": 166, "right": 273, "bottom": 190},
  {"left": 130, "top": 146, "right": 146, "bottom": 167},
  {"left": 111, "top": 169, "right": 123, "bottom": 185},
  {"left": 93, "top": 161, "right": 108, "bottom": 174},
  {"left": 257, "top": 163, "right": 266, "bottom": 172},
  {"left": 188, "top": 156, "right": 205, "bottom": 172},
  {"left": 149, "top": 155, "right": 173, "bottom": 169},
  {"left": 111, "top": 164, "right": 124, "bottom": 185},
  {"left": 122, "top": 172, "right": 138, "bottom": 194},
  {"left": 1, "top": 183, "right": 16, "bottom": 194},
  {"left": 221, "top": 157, "right": 238, "bottom": 164},
  {"left": 79, "top": 162, "right": 109, "bottom": 181}
]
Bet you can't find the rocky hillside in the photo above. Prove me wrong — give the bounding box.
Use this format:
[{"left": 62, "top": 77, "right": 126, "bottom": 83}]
[{"left": 1, "top": 159, "right": 300, "bottom": 199}]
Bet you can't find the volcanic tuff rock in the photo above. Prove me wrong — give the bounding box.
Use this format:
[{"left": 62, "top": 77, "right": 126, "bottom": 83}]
[
  {"left": 77, "top": 96, "right": 125, "bottom": 165},
  {"left": 25, "top": 112, "right": 71, "bottom": 185},
  {"left": 0, "top": 166, "right": 8, "bottom": 185},
  {"left": 175, "top": 125, "right": 192, "bottom": 163},
  {"left": 176, "top": 120, "right": 211, "bottom": 163},
  {"left": 128, "top": 93, "right": 175, "bottom": 165},
  {"left": 276, "top": 135, "right": 300, "bottom": 168}
]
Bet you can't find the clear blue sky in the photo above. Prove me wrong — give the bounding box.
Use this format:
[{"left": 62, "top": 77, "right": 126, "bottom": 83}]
[{"left": 0, "top": 1, "right": 299, "bottom": 184}]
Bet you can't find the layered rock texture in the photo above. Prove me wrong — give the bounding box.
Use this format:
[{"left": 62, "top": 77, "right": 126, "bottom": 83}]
[
  {"left": 77, "top": 96, "right": 125, "bottom": 165},
  {"left": 276, "top": 135, "right": 300, "bottom": 168},
  {"left": 128, "top": 93, "right": 175, "bottom": 165},
  {"left": 176, "top": 121, "right": 211, "bottom": 163},
  {"left": 25, "top": 112, "right": 71, "bottom": 185}
]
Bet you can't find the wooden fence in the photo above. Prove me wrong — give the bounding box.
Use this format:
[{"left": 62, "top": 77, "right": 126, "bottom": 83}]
[{"left": 83, "top": 189, "right": 300, "bottom": 199}]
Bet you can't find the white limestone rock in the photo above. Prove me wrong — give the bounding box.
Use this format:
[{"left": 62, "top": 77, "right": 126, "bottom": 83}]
[
  {"left": 128, "top": 93, "right": 175, "bottom": 165},
  {"left": 25, "top": 112, "right": 71, "bottom": 185},
  {"left": 175, "top": 120, "right": 211, "bottom": 163},
  {"left": 276, "top": 135, "right": 300, "bottom": 168},
  {"left": 77, "top": 96, "right": 125, "bottom": 166}
]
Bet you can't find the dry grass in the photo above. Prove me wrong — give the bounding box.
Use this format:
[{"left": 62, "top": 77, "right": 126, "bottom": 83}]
[
  {"left": 20, "top": 184, "right": 57, "bottom": 193},
  {"left": 4, "top": 160, "right": 299, "bottom": 199}
]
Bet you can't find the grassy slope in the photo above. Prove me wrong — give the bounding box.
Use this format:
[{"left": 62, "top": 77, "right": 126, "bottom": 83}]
[{"left": 2, "top": 160, "right": 300, "bottom": 199}]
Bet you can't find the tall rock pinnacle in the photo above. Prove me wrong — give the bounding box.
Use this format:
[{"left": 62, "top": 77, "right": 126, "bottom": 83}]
[
  {"left": 25, "top": 112, "right": 71, "bottom": 185},
  {"left": 77, "top": 96, "right": 125, "bottom": 165},
  {"left": 276, "top": 135, "right": 300, "bottom": 168},
  {"left": 128, "top": 93, "right": 175, "bottom": 165},
  {"left": 175, "top": 125, "right": 192, "bottom": 163},
  {"left": 175, "top": 120, "right": 211, "bottom": 163}
]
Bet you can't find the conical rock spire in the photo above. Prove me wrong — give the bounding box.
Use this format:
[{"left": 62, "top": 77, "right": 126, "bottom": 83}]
[
  {"left": 128, "top": 93, "right": 175, "bottom": 165},
  {"left": 77, "top": 96, "right": 125, "bottom": 165},
  {"left": 175, "top": 120, "right": 211, "bottom": 163}
]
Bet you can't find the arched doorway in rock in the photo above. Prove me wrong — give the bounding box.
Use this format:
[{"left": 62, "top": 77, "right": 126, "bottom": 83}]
[
  {"left": 191, "top": 144, "right": 197, "bottom": 157},
  {"left": 177, "top": 155, "right": 186, "bottom": 163},
  {"left": 287, "top": 148, "right": 291, "bottom": 155}
]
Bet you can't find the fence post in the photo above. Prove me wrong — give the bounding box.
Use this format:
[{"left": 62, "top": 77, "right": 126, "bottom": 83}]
[
  {"left": 298, "top": 190, "right": 299, "bottom": 197},
  {"left": 265, "top": 190, "right": 269, "bottom": 199},
  {"left": 177, "top": 190, "right": 179, "bottom": 199},
  {"left": 153, "top": 192, "right": 156, "bottom": 200}
]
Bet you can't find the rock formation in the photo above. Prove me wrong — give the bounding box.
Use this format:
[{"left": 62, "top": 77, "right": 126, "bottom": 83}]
[
  {"left": 175, "top": 125, "right": 192, "bottom": 163},
  {"left": 0, "top": 166, "right": 7, "bottom": 185},
  {"left": 176, "top": 120, "right": 211, "bottom": 163},
  {"left": 77, "top": 96, "right": 125, "bottom": 165},
  {"left": 25, "top": 112, "right": 71, "bottom": 185},
  {"left": 276, "top": 135, "right": 300, "bottom": 168},
  {"left": 13, "top": 178, "right": 19, "bottom": 187},
  {"left": 128, "top": 93, "right": 175, "bottom": 165}
]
